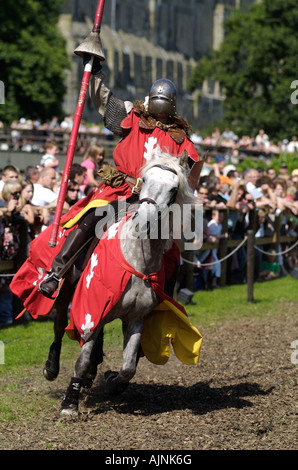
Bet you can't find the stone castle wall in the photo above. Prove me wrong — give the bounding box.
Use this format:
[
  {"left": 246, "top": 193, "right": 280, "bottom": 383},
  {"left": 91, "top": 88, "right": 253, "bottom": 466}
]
[{"left": 59, "top": 0, "right": 256, "bottom": 129}]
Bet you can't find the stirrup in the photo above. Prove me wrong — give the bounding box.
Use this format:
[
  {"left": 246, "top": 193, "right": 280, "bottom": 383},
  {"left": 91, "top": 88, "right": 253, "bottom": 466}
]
[{"left": 38, "top": 271, "right": 63, "bottom": 300}]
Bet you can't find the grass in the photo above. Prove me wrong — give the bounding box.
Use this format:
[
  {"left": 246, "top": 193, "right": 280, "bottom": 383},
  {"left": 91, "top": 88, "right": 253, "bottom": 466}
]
[
  {"left": 0, "top": 276, "right": 296, "bottom": 375},
  {"left": 0, "top": 318, "right": 123, "bottom": 375},
  {"left": 186, "top": 276, "right": 298, "bottom": 325},
  {"left": 0, "top": 276, "right": 297, "bottom": 425}
]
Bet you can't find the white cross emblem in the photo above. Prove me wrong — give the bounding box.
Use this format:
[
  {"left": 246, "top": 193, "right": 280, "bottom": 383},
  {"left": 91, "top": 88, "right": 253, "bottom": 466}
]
[
  {"left": 144, "top": 136, "right": 158, "bottom": 161},
  {"left": 86, "top": 253, "right": 98, "bottom": 289},
  {"left": 81, "top": 313, "right": 94, "bottom": 341}
]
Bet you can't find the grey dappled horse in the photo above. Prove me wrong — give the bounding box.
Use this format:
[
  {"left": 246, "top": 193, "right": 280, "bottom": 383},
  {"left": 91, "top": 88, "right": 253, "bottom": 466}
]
[{"left": 46, "top": 151, "right": 197, "bottom": 418}]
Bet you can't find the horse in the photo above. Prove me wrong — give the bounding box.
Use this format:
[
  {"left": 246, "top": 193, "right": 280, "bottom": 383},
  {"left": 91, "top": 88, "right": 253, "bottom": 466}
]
[{"left": 44, "top": 150, "right": 202, "bottom": 418}]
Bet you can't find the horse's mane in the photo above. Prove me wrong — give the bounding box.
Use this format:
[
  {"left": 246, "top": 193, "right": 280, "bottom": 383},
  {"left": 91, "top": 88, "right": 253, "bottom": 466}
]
[{"left": 141, "top": 150, "right": 197, "bottom": 208}]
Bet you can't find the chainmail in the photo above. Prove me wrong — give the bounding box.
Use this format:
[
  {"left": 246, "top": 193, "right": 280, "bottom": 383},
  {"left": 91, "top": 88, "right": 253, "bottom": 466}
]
[{"left": 104, "top": 94, "right": 130, "bottom": 137}]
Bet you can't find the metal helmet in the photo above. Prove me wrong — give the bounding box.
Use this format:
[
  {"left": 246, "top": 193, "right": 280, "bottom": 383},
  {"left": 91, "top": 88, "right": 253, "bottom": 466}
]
[{"left": 148, "top": 79, "right": 177, "bottom": 118}]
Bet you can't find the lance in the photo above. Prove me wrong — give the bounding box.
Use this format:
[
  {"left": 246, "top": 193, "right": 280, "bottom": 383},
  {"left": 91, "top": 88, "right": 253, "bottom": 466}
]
[{"left": 48, "top": 0, "right": 106, "bottom": 247}]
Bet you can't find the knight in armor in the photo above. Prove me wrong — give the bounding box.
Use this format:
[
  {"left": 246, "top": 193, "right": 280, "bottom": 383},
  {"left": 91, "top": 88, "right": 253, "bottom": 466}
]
[{"left": 38, "top": 57, "right": 200, "bottom": 299}]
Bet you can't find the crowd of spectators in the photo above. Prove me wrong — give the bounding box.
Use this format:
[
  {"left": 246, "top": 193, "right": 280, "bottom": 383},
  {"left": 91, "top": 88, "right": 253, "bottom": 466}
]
[
  {"left": 0, "top": 141, "right": 106, "bottom": 325},
  {"left": 0, "top": 116, "right": 113, "bottom": 156},
  {"left": 190, "top": 127, "right": 298, "bottom": 157},
  {"left": 0, "top": 121, "right": 298, "bottom": 325},
  {"left": 1, "top": 117, "right": 298, "bottom": 159},
  {"left": 187, "top": 155, "right": 298, "bottom": 290}
]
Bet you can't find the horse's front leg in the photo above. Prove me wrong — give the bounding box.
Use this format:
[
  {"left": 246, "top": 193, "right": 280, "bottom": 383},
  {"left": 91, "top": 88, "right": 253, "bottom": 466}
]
[
  {"left": 61, "top": 331, "right": 99, "bottom": 418},
  {"left": 82, "top": 327, "right": 104, "bottom": 388},
  {"left": 43, "top": 279, "right": 74, "bottom": 381},
  {"left": 105, "top": 319, "right": 144, "bottom": 395}
]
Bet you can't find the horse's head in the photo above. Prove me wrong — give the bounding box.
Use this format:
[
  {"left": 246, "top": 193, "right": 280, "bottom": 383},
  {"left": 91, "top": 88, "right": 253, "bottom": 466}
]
[{"left": 131, "top": 149, "right": 197, "bottom": 241}]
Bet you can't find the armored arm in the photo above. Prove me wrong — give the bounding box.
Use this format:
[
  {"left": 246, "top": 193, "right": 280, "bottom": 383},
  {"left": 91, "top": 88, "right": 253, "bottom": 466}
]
[{"left": 89, "top": 74, "right": 132, "bottom": 137}]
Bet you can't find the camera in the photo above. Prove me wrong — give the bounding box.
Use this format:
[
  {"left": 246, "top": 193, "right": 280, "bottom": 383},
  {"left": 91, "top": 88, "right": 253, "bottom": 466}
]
[{"left": 12, "top": 192, "right": 20, "bottom": 200}]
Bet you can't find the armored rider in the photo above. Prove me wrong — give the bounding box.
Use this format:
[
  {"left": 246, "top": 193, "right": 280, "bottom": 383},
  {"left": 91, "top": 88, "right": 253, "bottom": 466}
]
[{"left": 38, "top": 57, "right": 200, "bottom": 299}]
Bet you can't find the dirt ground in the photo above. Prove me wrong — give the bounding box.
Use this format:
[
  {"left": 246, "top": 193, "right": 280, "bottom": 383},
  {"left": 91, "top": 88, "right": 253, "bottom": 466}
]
[{"left": 1, "top": 312, "right": 297, "bottom": 451}]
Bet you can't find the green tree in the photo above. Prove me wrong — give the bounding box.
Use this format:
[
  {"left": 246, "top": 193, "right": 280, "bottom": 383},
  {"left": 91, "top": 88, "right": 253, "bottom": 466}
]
[
  {"left": 188, "top": 0, "right": 298, "bottom": 141},
  {"left": 0, "top": 0, "right": 69, "bottom": 124}
]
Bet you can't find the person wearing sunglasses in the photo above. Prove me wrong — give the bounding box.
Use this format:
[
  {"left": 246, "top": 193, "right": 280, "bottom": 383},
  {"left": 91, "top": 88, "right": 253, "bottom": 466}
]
[{"left": 65, "top": 180, "right": 80, "bottom": 207}]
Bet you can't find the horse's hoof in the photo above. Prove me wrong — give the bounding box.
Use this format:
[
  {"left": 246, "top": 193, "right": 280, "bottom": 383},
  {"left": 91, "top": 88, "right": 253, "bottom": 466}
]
[
  {"left": 82, "top": 376, "right": 95, "bottom": 389},
  {"left": 61, "top": 399, "right": 79, "bottom": 419},
  {"left": 82, "top": 363, "right": 98, "bottom": 388},
  {"left": 104, "top": 370, "right": 129, "bottom": 396},
  {"left": 60, "top": 407, "right": 79, "bottom": 419},
  {"left": 43, "top": 366, "right": 59, "bottom": 381}
]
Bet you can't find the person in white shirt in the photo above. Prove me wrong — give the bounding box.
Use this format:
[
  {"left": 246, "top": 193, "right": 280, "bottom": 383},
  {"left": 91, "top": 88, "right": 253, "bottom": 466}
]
[
  {"left": 31, "top": 167, "right": 58, "bottom": 207},
  {"left": 190, "top": 130, "right": 203, "bottom": 145},
  {"left": 287, "top": 136, "right": 298, "bottom": 153},
  {"left": 40, "top": 141, "right": 60, "bottom": 170}
]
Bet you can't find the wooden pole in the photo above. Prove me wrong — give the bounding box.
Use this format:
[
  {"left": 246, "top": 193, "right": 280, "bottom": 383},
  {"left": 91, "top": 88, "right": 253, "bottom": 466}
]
[{"left": 246, "top": 229, "right": 255, "bottom": 302}]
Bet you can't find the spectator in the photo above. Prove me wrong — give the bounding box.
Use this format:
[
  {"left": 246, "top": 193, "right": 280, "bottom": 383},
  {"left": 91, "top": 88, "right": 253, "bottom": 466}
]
[
  {"left": 238, "top": 135, "right": 252, "bottom": 148},
  {"left": 258, "top": 249, "right": 281, "bottom": 281},
  {"left": 272, "top": 178, "right": 294, "bottom": 213},
  {"left": 24, "top": 166, "right": 40, "bottom": 184},
  {"left": 211, "top": 127, "right": 221, "bottom": 145},
  {"left": 243, "top": 168, "right": 260, "bottom": 195},
  {"left": 190, "top": 130, "right": 203, "bottom": 146},
  {"left": 242, "top": 168, "right": 274, "bottom": 209},
  {"left": 1, "top": 180, "right": 23, "bottom": 215},
  {"left": 53, "top": 172, "right": 62, "bottom": 195},
  {"left": 266, "top": 167, "right": 277, "bottom": 181},
  {"left": 69, "top": 163, "right": 86, "bottom": 199},
  {"left": 65, "top": 180, "right": 80, "bottom": 207},
  {"left": 20, "top": 180, "right": 35, "bottom": 226},
  {"left": 0, "top": 165, "right": 20, "bottom": 199},
  {"left": 21, "top": 180, "right": 51, "bottom": 238},
  {"left": 0, "top": 180, "right": 23, "bottom": 326},
  {"left": 212, "top": 155, "right": 226, "bottom": 180},
  {"left": 227, "top": 189, "right": 255, "bottom": 284},
  {"left": 222, "top": 127, "right": 236, "bottom": 141},
  {"left": 206, "top": 209, "right": 228, "bottom": 287},
  {"left": 278, "top": 163, "right": 290, "bottom": 182},
  {"left": 287, "top": 136, "right": 298, "bottom": 153},
  {"left": 291, "top": 170, "right": 298, "bottom": 201},
  {"left": 193, "top": 218, "right": 214, "bottom": 290},
  {"left": 206, "top": 174, "right": 227, "bottom": 208},
  {"left": 223, "top": 164, "right": 237, "bottom": 178},
  {"left": 196, "top": 184, "right": 211, "bottom": 206},
  {"left": 30, "top": 167, "right": 57, "bottom": 208},
  {"left": 255, "top": 129, "right": 270, "bottom": 152},
  {"left": 0, "top": 284, "right": 14, "bottom": 326},
  {"left": 80, "top": 143, "right": 105, "bottom": 188},
  {"left": 40, "top": 141, "right": 60, "bottom": 170},
  {"left": 256, "top": 177, "right": 276, "bottom": 209},
  {"left": 2, "top": 180, "right": 35, "bottom": 228},
  {"left": 256, "top": 167, "right": 265, "bottom": 179}
]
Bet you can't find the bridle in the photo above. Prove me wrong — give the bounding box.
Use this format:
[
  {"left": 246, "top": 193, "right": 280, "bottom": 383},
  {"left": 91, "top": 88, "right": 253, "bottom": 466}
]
[{"left": 139, "top": 164, "right": 179, "bottom": 207}]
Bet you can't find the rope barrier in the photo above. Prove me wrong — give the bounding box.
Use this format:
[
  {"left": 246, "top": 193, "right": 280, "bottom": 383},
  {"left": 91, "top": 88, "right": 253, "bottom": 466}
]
[
  {"left": 181, "top": 236, "right": 298, "bottom": 267},
  {"left": 1, "top": 237, "right": 297, "bottom": 275},
  {"left": 254, "top": 238, "right": 298, "bottom": 256},
  {"left": 181, "top": 236, "right": 248, "bottom": 267}
]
